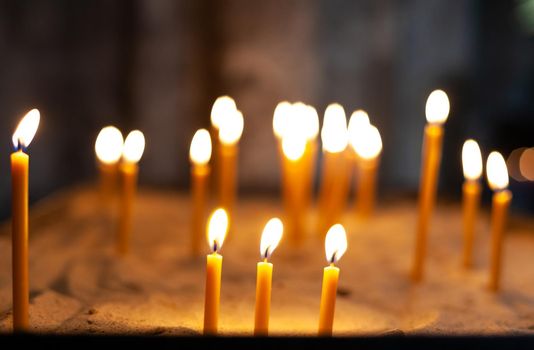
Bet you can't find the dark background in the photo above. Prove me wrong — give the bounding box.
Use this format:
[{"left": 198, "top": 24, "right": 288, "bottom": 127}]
[{"left": 0, "top": 0, "right": 533, "bottom": 221}]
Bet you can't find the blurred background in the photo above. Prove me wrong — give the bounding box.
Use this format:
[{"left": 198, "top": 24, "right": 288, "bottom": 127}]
[{"left": 0, "top": 0, "right": 533, "bottom": 221}]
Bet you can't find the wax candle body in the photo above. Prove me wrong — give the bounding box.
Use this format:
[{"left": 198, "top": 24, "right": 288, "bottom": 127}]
[
  {"left": 254, "top": 261, "right": 273, "bottom": 336},
  {"left": 204, "top": 252, "right": 223, "bottom": 335},
  {"left": 117, "top": 162, "right": 138, "bottom": 255},
  {"left": 462, "top": 181, "right": 481, "bottom": 268},
  {"left": 281, "top": 155, "right": 305, "bottom": 245},
  {"left": 302, "top": 140, "right": 317, "bottom": 210},
  {"left": 489, "top": 190, "right": 512, "bottom": 291},
  {"left": 11, "top": 151, "right": 29, "bottom": 331},
  {"left": 219, "top": 144, "right": 237, "bottom": 226},
  {"left": 412, "top": 124, "right": 443, "bottom": 282},
  {"left": 98, "top": 162, "right": 118, "bottom": 206},
  {"left": 318, "top": 265, "right": 339, "bottom": 336},
  {"left": 355, "top": 157, "right": 379, "bottom": 220},
  {"left": 191, "top": 165, "right": 210, "bottom": 255}
]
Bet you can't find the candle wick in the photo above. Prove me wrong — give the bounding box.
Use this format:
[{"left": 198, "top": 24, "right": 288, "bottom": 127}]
[{"left": 212, "top": 241, "right": 218, "bottom": 253}]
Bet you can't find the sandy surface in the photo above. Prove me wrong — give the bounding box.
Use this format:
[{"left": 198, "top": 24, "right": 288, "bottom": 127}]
[{"left": 0, "top": 186, "right": 533, "bottom": 336}]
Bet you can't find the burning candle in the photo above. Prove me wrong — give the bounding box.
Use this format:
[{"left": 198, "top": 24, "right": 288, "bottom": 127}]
[
  {"left": 254, "top": 218, "right": 283, "bottom": 336},
  {"left": 412, "top": 89, "right": 450, "bottom": 282},
  {"left": 461, "top": 139, "right": 483, "bottom": 268},
  {"left": 94, "top": 126, "right": 123, "bottom": 210},
  {"left": 486, "top": 152, "right": 512, "bottom": 292},
  {"left": 317, "top": 104, "right": 350, "bottom": 237},
  {"left": 318, "top": 224, "right": 348, "bottom": 336},
  {"left": 348, "top": 109, "right": 370, "bottom": 162},
  {"left": 218, "top": 109, "right": 244, "bottom": 228},
  {"left": 11, "top": 109, "right": 40, "bottom": 332},
  {"left": 117, "top": 130, "right": 145, "bottom": 255},
  {"left": 302, "top": 104, "right": 320, "bottom": 211},
  {"left": 350, "top": 124, "right": 383, "bottom": 220},
  {"left": 204, "top": 208, "right": 229, "bottom": 335},
  {"left": 190, "top": 129, "right": 212, "bottom": 256}
]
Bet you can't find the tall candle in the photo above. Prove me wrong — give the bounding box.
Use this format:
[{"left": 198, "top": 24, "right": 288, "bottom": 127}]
[
  {"left": 350, "top": 124, "right": 383, "bottom": 220},
  {"left": 412, "top": 89, "right": 450, "bottom": 282},
  {"left": 317, "top": 104, "right": 349, "bottom": 237},
  {"left": 190, "top": 129, "right": 212, "bottom": 256},
  {"left": 486, "top": 152, "right": 512, "bottom": 292},
  {"left": 94, "top": 126, "right": 123, "bottom": 214},
  {"left": 11, "top": 109, "right": 40, "bottom": 332},
  {"left": 318, "top": 224, "right": 348, "bottom": 336},
  {"left": 302, "top": 105, "right": 320, "bottom": 211},
  {"left": 204, "top": 208, "right": 229, "bottom": 335},
  {"left": 117, "top": 130, "right": 145, "bottom": 255},
  {"left": 254, "top": 218, "right": 283, "bottom": 336},
  {"left": 461, "top": 140, "right": 483, "bottom": 268}
]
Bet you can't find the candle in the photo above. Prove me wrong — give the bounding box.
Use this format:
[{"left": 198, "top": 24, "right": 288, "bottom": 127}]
[
  {"left": 318, "top": 224, "right": 348, "bottom": 336},
  {"left": 190, "top": 129, "right": 212, "bottom": 256},
  {"left": 217, "top": 109, "right": 244, "bottom": 228},
  {"left": 412, "top": 89, "right": 450, "bottom": 282},
  {"left": 317, "top": 104, "right": 350, "bottom": 237},
  {"left": 461, "top": 139, "right": 483, "bottom": 268},
  {"left": 210, "top": 96, "right": 237, "bottom": 192},
  {"left": 94, "top": 126, "right": 123, "bottom": 211},
  {"left": 11, "top": 109, "right": 40, "bottom": 332},
  {"left": 302, "top": 104, "right": 320, "bottom": 211},
  {"left": 117, "top": 130, "right": 145, "bottom": 255},
  {"left": 204, "top": 208, "right": 229, "bottom": 335},
  {"left": 254, "top": 218, "right": 283, "bottom": 336},
  {"left": 350, "top": 124, "right": 383, "bottom": 220},
  {"left": 486, "top": 151, "right": 512, "bottom": 292}
]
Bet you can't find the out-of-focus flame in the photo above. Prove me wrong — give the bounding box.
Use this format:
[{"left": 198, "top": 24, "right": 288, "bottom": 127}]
[
  {"left": 273, "top": 101, "right": 292, "bottom": 139},
  {"left": 259, "top": 218, "right": 283, "bottom": 260},
  {"left": 321, "top": 103, "right": 348, "bottom": 153},
  {"left": 95, "top": 126, "right": 124, "bottom": 164},
  {"left": 122, "top": 130, "right": 145, "bottom": 163},
  {"left": 282, "top": 135, "right": 306, "bottom": 161},
  {"left": 324, "top": 224, "right": 348, "bottom": 264},
  {"left": 462, "top": 139, "right": 483, "bottom": 181},
  {"left": 12, "top": 109, "right": 40, "bottom": 150},
  {"left": 348, "top": 109, "right": 370, "bottom": 141},
  {"left": 350, "top": 124, "right": 382, "bottom": 160},
  {"left": 303, "top": 104, "right": 320, "bottom": 140},
  {"left": 211, "top": 96, "right": 237, "bottom": 129},
  {"left": 219, "top": 110, "right": 244, "bottom": 145},
  {"left": 486, "top": 151, "right": 509, "bottom": 191},
  {"left": 207, "top": 208, "right": 229, "bottom": 252},
  {"left": 425, "top": 89, "right": 450, "bottom": 124},
  {"left": 190, "top": 129, "right": 212, "bottom": 165},
  {"left": 520, "top": 148, "right": 534, "bottom": 181}
]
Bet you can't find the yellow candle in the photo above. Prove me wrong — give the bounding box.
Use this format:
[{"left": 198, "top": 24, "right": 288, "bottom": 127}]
[
  {"left": 204, "top": 208, "right": 229, "bottom": 335},
  {"left": 116, "top": 130, "right": 145, "bottom": 256},
  {"left": 486, "top": 151, "right": 512, "bottom": 292},
  {"left": 412, "top": 89, "right": 450, "bottom": 282},
  {"left": 218, "top": 109, "right": 244, "bottom": 229},
  {"left": 94, "top": 126, "right": 123, "bottom": 210},
  {"left": 461, "top": 140, "right": 483, "bottom": 268},
  {"left": 190, "top": 129, "right": 212, "bottom": 256},
  {"left": 317, "top": 104, "right": 349, "bottom": 236},
  {"left": 11, "top": 109, "right": 40, "bottom": 332},
  {"left": 318, "top": 224, "right": 348, "bottom": 336},
  {"left": 254, "top": 218, "right": 283, "bottom": 336}
]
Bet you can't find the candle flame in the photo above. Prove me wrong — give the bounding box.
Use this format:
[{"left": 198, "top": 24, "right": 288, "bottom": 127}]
[
  {"left": 219, "top": 110, "right": 244, "bottom": 145},
  {"left": 273, "top": 101, "right": 292, "bottom": 139},
  {"left": 350, "top": 124, "right": 382, "bottom": 160},
  {"left": 304, "top": 104, "right": 320, "bottom": 140},
  {"left": 321, "top": 103, "right": 348, "bottom": 153},
  {"left": 348, "top": 109, "right": 370, "bottom": 141},
  {"left": 95, "top": 126, "right": 124, "bottom": 164},
  {"left": 281, "top": 135, "right": 306, "bottom": 161},
  {"left": 425, "top": 89, "right": 450, "bottom": 124},
  {"left": 122, "top": 130, "right": 145, "bottom": 163},
  {"left": 12, "top": 109, "right": 40, "bottom": 150},
  {"left": 207, "top": 208, "right": 229, "bottom": 252},
  {"left": 190, "top": 129, "right": 212, "bottom": 165},
  {"left": 324, "top": 224, "right": 348, "bottom": 264},
  {"left": 211, "top": 96, "right": 237, "bottom": 129},
  {"left": 462, "top": 139, "right": 482, "bottom": 181},
  {"left": 259, "top": 217, "right": 283, "bottom": 260},
  {"left": 486, "top": 151, "right": 509, "bottom": 191}
]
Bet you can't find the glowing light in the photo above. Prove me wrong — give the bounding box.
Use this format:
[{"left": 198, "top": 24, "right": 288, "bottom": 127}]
[
  {"left": 207, "top": 208, "right": 229, "bottom": 252},
  {"left": 425, "top": 89, "right": 450, "bottom": 124},
  {"left": 348, "top": 109, "right": 370, "bottom": 141},
  {"left": 350, "top": 124, "right": 382, "bottom": 160},
  {"left": 259, "top": 218, "right": 283, "bottom": 260},
  {"left": 122, "top": 130, "right": 145, "bottom": 163},
  {"left": 211, "top": 96, "right": 237, "bottom": 129},
  {"left": 520, "top": 147, "right": 534, "bottom": 181},
  {"left": 95, "top": 126, "right": 124, "bottom": 164},
  {"left": 190, "top": 129, "right": 212, "bottom": 165},
  {"left": 273, "top": 101, "right": 292, "bottom": 139},
  {"left": 324, "top": 224, "right": 348, "bottom": 264},
  {"left": 507, "top": 147, "right": 527, "bottom": 182},
  {"left": 219, "top": 110, "right": 244, "bottom": 145},
  {"left": 461, "top": 139, "right": 483, "bottom": 181},
  {"left": 303, "top": 104, "right": 320, "bottom": 140},
  {"left": 486, "top": 151, "right": 509, "bottom": 191},
  {"left": 281, "top": 135, "right": 306, "bottom": 161},
  {"left": 12, "top": 109, "right": 40, "bottom": 150},
  {"left": 321, "top": 103, "right": 348, "bottom": 153}
]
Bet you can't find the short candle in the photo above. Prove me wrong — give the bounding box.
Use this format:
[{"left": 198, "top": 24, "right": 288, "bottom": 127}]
[{"left": 94, "top": 126, "right": 123, "bottom": 211}]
